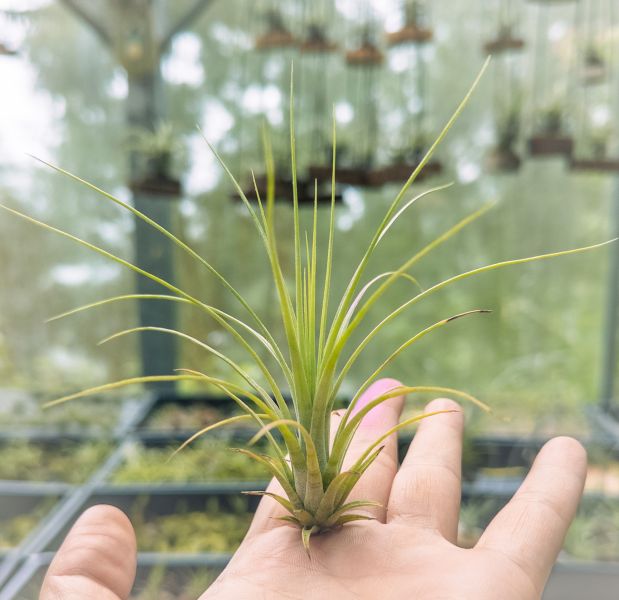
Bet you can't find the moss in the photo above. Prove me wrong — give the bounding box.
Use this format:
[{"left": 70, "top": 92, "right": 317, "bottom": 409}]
[
  {"left": 0, "top": 441, "right": 111, "bottom": 483},
  {"left": 112, "top": 440, "right": 269, "bottom": 484}
]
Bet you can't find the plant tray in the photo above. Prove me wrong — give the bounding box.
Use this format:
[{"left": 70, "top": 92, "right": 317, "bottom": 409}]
[
  {"left": 387, "top": 25, "right": 433, "bottom": 46},
  {"left": 1, "top": 552, "right": 230, "bottom": 600},
  {"left": 43, "top": 486, "right": 260, "bottom": 554},
  {"left": 108, "top": 438, "right": 270, "bottom": 485},
  {"left": 255, "top": 29, "right": 297, "bottom": 51},
  {"left": 0, "top": 439, "right": 114, "bottom": 485},
  {"left": 527, "top": 135, "right": 573, "bottom": 157}
]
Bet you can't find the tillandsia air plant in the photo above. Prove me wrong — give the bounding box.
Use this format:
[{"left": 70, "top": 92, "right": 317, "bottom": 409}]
[{"left": 1, "top": 59, "right": 614, "bottom": 551}]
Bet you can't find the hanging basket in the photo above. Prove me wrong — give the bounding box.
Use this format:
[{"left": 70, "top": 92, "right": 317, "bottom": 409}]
[
  {"left": 486, "top": 146, "right": 522, "bottom": 173},
  {"left": 483, "top": 33, "right": 525, "bottom": 54},
  {"left": 255, "top": 28, "right": 297, "bottom": 51},
  {"left": 346, "top": 42, "right": 384, "bottom": 67},
  {"left": 581, "top": 56, "right": 607, "bottom": 86},
  {"left": 239, "top": 174, "right": 342, "bottom": 205},
  {"left": 387, "top": 24, "right": 433, "bottom": 47},
  {"left": 369, "top": 160, "right": 443, "bottom": 186},
  {"left": 569, "top": 157, "right": 619, "bottom": 173},
  {"left": 299, "top": 25, "right": 338, "bottom": 54},
  {"left": 309, "top": 164, "right": 381, "bottom": 188},
  {"left": 130, "top": 176, "right": 182, "bottom": 198},
  {"left": 527, "top": 134, "right": 573, "bottom": 157}
]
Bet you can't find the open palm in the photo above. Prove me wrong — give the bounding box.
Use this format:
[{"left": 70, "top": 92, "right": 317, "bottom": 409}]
[{"left": 41, "top": 380, "right": 586, "bottom": 600}]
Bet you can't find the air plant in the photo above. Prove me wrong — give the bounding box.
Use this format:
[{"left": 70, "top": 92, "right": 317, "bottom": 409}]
[
  {"left": 0, "top": 60, "right": 613, "bottom": 551},
  {"left": 538, "top": 101, "right": 564, "bottom": 136},
  {"left": 126, "top": 121, "right": 186, "bottom": 181},
  {"left": 587, "top": 124, "right": 612, "bottom": 160}
]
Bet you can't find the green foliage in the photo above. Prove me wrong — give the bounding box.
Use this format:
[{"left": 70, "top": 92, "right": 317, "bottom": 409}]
[
  {"left": 143, "top": 403, "right": 256, "bottom": 432},
  {"left": 564, "top": 501, "right": 619, "bottom": 562},
  {"left": 131, "top": 497, "right": 251, "bottom": 553},
  {"left": 132, "top": 567, "right": 218, "bottom": 600},
  {"left": 113, "top": 440, "right": 268, "bottom": 483},
  {"left": 0, "top": 441, "right": 111, "bottom": 483},
  {"left": 0, "top": 498, "right": 57, "bottom": 548},
  {"left": 125, "top": 122, "right": 187, "bottom": 179},
  {"left": 0, "top": 392, "right": 124, "bottom": 431}
]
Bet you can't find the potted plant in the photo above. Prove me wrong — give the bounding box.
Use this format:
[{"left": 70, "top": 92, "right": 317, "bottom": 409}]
[
  {"left": 570, "top": 124, "right": 619, "bottom": 172},
  {"left": 528, "top": 101, "right": 574, "bottom": 157},
  {"left": 483, "top": 23, "right": 525, "bottom": 54},
  {"left": 486, "top": 107, "right": 522, "bottom": 173},
  {"left": 254, "top": 9, "right": 296, "bottom": 51},
  {"left": 2, "top": 61, "right": 612, "bottom": 550},
  {"left": 127, "top": 122, "right": 185, "bottom": 196},
  {"left": 372, "top": 132, "right": 443, "bottom": 185},
  {"left": 346, "top": 26, "right": 384, "bottom": 67},
  {"left": 387, "top": 0, "right": 433, "bottom": 47},
  {"left": 299, "top": 22, "right": 337, "bottom": 54},
  {"left": 582, "top": 45, "right": 606, "bottom": 86}
]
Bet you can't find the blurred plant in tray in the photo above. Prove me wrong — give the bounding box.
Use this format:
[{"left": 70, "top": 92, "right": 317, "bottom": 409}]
[
  {"left": 0, "top": 441, "right": 111, "bottom": 483},
  {"left": 113, "top": 440, "right": 269, "bottom": 483}
]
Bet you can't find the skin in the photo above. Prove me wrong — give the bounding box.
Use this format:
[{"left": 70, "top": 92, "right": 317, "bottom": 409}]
[{"left": 40, "top": 379, "right": 587, "bottom": 600}]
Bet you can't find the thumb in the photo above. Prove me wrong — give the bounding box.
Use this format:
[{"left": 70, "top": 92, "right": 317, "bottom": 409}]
[{"left": 40, "top": 505, "right": 137, "bottom": 600}]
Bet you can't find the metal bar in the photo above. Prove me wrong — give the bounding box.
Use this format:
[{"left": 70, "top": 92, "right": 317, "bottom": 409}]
[{"left": 599, "top": 176, "right": 619, "bottom": 412}]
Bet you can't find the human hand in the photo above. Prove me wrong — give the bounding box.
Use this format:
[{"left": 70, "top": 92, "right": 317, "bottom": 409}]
[{"left": 40, "top": 379, "right": 586, "bottom": 600}]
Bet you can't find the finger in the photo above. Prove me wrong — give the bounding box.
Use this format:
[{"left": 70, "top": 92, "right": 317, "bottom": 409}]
[
  {"left": 247, "top": 409, "right": 346, "bottom": 536},
  {"left": 477, "top": 437, "right": 587, "bottom": 594},
  {"left": 387, "top": 398, "right": 463, "bottom": 542},
  {"left": 40, "top": 505, "right": 136, "bottom": 600},
  {"left": 342, "top": 378, "right": 405, "bottom": 522}
]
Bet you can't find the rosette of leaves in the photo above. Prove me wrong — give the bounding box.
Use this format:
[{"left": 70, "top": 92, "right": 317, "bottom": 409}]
[
  {"left": 1, "top": 59, "right": 613, "bottom": 551},
  {"left": 126, "top": 121, "right": 187, "bottom": 181}
]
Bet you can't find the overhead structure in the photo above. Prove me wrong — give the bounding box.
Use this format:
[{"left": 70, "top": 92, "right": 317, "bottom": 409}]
[
  {"left": 376, "top": 0, "right": 442, "bottom": 185},
  {"left": 484, "top": 0, "right": 526, "bottom": 173},
  {"left": 526, "top": 0, "right": 577, "bottom": 157},
  {"left": 570, "top": 0, "right": 619, "bottom": 172},
  {"left": 299, "top": 0, "right": 342, "bottom": 203}
]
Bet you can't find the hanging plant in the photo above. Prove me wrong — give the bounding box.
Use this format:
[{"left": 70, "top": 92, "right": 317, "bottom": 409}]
[
  {"left": 2, "top": 61, "right": 612, "bottom": 551},
  {"left": 588, "top": 125, "right": 612, "bottom": 160},
  {"left": 487, "top": 108, "right": 522, "bottom": 173},
  {"left": 387, "top": 0, "right": 433, "bottom": 47},
  {"left": 570, "top": 124, "right": 619, "bottom": 172},
  {"left": 528, "top": 102, "right": 574, "bottom": 157},
  {"left": 126, "top": 122, "right": 186, "bottom": 196},
  {"left": 299, "top": 23, "right": 337, "bottom": 54},
  {"left": 373, "top": 133, "right": 443, "bottom": 185},
  {"left": 345, "top": 33, "right": 384, "bottom": 67},
  {"left": 581, "top": 45, "right": 607, "bottom": 86},
  {"left": 483, "top": 23, "right": 525, "bottom": 54},
  {"left": 255, "top": 9, "right": 297, "bottom": 51}
]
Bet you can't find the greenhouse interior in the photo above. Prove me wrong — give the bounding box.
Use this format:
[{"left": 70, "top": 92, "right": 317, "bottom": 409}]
[{"left": 1, "top": 0, "right": 619, "bottom": 598}]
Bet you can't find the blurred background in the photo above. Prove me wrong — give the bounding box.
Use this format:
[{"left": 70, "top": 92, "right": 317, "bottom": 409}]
[{"left": 0, "top": 0, "right": 618, "bottom": 598}]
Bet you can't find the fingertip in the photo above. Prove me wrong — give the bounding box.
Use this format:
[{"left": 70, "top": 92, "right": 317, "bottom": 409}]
[
  {"left": 77, "top": 504, "right": 136, "bottom": 542},
  {"left": 424, "top": 397, "right": 462, "bottom": 414},
  {"left": 42, "top": 504, "right": 137, "bottom": 600},
  {"left": 539, "top": 436, "right": 588, "bottom": 476}
]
